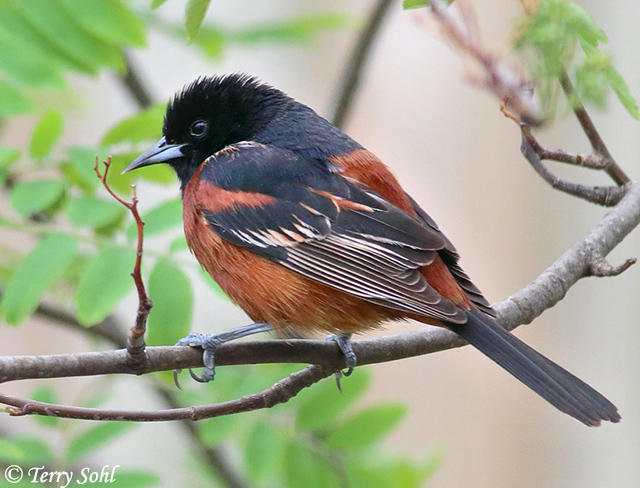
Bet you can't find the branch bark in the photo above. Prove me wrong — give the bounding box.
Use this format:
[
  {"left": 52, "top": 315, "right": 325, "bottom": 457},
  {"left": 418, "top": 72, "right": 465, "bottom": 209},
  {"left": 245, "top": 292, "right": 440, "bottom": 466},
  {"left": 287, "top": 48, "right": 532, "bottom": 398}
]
[
  {"left": 331, "top": 0, "right": 395, "bottom": 128},
  {"left": 1, "top": 180, "right": 638, "bottom": 420}
]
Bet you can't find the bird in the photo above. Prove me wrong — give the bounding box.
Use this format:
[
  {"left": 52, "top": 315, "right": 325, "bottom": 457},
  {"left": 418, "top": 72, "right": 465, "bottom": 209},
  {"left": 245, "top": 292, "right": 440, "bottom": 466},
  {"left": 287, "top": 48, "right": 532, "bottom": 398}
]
[{"left": 124, "top": 74, "right": 620, "bottom": 427}]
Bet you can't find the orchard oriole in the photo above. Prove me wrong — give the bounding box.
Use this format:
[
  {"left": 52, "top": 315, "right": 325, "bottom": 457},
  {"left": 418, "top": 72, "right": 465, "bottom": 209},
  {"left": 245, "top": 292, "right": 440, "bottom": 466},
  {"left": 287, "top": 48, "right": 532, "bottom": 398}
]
[{"left": 124, "top": 74, "right": 620, "bottom": 426}]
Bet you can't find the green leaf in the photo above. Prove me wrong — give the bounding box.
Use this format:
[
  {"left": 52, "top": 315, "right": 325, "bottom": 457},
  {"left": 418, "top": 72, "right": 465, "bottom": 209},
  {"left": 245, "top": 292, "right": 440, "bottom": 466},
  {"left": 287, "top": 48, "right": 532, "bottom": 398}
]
[
  {"left": 199, "top": 415, "right": 239, "bottom": 447},
  {"left": 8, "top": 438, "right": 53, "bottom": 465},
  {"left": 66, "top": 147, "right": 109, "bottom": 191},
  {"left": 12, "top": 0, "right": 124, "bottom": 72},
  {"left": 283, "top": 440, "right": 340, "bottom": 488},
  {"left": 245, "top": 422, "right": 286, "bottom": 484},
  {"left": 326, "top": 404, "right": 407, "bottom": 451},
  {"left": 151, "top": 0, "right": 169, "bottom": 8},
  {"left": 185, "top": 0, "right": 212, "bottom": 42},
  {"left": 67, "top": 196, "right": 126, "bottom": 229},
  {"left": 67, "top": 422, "right": 134, "bottom": 461},
  {"left": 0, "top": 147, "right": 19, "bottom": 168},
  {"left": 29, "top": 110, "right": 65, "bottom": 160},
  {"left": 296, "top": 369, "right": 371, "bottom": 431},
  {"left": 0, "top": 80, "right": 32, "bottom": 115},
  {"left": 0, "top": 2, "right": 88, "bottom": 73},
  {"left": 192, "top": 27, "right": 226, "bottom": 59},
  {"left": 1, "top": 234, "right": 77, "bottom": 326},
  {"left": 75, "top": 245, "right": 135, "bottom": 325},
  {"left": 403, "top": 0, "right": 428, "bottom": 9},
  {"left": 0, "top": 438, "right": 25, "bottom": 461},
  {"left": 57, "top": 0, "right": 146, "bottom": 47},
  {"left": 0, "top": 36, "right": 66, "bottom": 88},
  {"left": 31, "top": 387, "right": 59, "bottom": 427},
  {"left": 564, "top": 2, "right": 607, "bottom": 46},
  {"left": 101, "top": 105, "right": 165, "bottom": 146},
  {"left": 107, "top": 471, "right": 160, "bottom": 488},
  {"left": 169, "top": 235, "right": 189, "bottom": 252},
  {"left": 346, "top": 450, "right": 438, "bottom": 488},
  {"left": 231, "top": 12, "right": 355, "bottom": 45},
  {"left": 146, "top": 259, "right": 193, "bottom": 346},
  {"left": 10, "top": 180, "right": 65, "bottom": 217},
  {"left": 106, "top": 152, "right": 175, "bottom": 194},
  {"left": 606, "top": 64, "right": 640, "bottom": 119},
  {"left": 128, "top": 198, "right": 183, "bottom": 240}
]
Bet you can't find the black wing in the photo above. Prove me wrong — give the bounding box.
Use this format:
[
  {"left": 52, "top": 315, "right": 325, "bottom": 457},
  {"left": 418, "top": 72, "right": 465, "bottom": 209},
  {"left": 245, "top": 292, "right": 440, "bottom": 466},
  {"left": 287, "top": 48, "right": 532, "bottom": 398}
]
[{"left": 198, "top": 142, "right": 468, "bottom": 323}]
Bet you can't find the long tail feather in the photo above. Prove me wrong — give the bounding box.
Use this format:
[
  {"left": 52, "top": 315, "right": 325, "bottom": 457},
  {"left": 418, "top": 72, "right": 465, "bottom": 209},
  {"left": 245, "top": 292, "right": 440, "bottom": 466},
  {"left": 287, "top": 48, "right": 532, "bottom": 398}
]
[{"left": 447, "top": 311, "right": 620, "bottom": 426}]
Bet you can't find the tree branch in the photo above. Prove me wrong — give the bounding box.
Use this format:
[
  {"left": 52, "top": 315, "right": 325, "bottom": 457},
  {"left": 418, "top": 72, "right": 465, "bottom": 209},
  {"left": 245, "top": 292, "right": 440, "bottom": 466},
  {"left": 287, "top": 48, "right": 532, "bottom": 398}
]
[
  {"left": 1, "top": 180, "right": 637, "bottom": 420},
  {"left": 558, "top": 72, "right": 630, "bottom": 185},
  {"left": 95, "top": 157, "right": 152, "bottom": 372},
  {"left": 118, "top": 51, "right": 154, "bottom": 110},
  {"left": 331, "top": 0, "right": 395, "bottom": 128}
]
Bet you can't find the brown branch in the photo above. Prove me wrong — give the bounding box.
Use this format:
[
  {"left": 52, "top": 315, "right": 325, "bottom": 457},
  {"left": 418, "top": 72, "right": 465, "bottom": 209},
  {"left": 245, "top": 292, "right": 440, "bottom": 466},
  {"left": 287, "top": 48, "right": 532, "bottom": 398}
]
[
  {"left": 520, "top": 136, "right": 627, "bottom": 206},
  {"left": 558, "top": 72, "right": 629, "bottom": 185},
  {"left": 331, "top": 0, "right": 395, "bottom": 129},
  {"left": 429, "top": 0, "right": 541, "bottom": 124},
  {"left": 118, "top": 51, "right": 154, "bottom": 110},
  {"left": 500, "top": 102, "right": 628, "bottom": 205},
  {"left": 0, "top": 179, "right": 638, "bottom": 420},
  {"left": 94, "top": 157, "right": 152, "bottom": 372},
  {"left": 0, "top": 365, "right": 332, "bottom": 421},
  {"left": 110, "top": 56, "right": 250, "bottom": 488}
]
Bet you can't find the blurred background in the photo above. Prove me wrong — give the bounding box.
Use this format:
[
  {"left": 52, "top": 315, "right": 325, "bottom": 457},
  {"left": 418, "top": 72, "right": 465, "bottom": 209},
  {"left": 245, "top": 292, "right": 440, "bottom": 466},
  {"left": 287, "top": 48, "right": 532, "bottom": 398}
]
[{"left": 0, "top": 1, "right": 638, "bottom": 487}]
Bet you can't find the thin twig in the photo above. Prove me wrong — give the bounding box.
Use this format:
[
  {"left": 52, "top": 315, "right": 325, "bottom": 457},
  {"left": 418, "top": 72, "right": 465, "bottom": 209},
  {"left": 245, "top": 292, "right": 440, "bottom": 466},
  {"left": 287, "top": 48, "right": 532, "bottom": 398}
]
[
  {"left": 113, "top": 49, "right": 249, "bottom": 488},
  {"left": 500, "top": 101, "right": 628, "bottom": 205},
  {"left": 558, "top": 72, "right": 629, "bottom": 185},
  {"left": 94, "top": 157, "right": 152, "bottom": 372},
  {"left": 429, "top": 0, "right": 541, "bottom": 124},
  {"left": 0, "top": 365, "right": 332, "bottom": 421},
  {"left": 331, "top": 0, "right": 395, "bottom": 128},
  {"left": 119, "top": 51, "right": 154, "bottom": 110},
  {"left": 0, "top": 180, "right": 638, "bottom": 420},
  {"left": 520, "top": 136, "right": 627, "bottom": 206}
]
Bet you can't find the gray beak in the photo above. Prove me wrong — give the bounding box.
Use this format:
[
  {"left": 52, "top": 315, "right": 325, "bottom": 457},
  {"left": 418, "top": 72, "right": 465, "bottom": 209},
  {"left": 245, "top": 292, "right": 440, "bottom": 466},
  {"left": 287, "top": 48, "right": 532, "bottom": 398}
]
[{"left": 122, "top": 137, "right": 186, "bottom": 174}]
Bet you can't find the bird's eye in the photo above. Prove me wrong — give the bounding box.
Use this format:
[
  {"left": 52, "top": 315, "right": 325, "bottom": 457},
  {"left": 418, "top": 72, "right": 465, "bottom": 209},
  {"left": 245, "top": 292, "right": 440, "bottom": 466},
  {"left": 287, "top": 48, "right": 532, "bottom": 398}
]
[{"left": 190, "top": 120, "right": 208, "bottom": 137}]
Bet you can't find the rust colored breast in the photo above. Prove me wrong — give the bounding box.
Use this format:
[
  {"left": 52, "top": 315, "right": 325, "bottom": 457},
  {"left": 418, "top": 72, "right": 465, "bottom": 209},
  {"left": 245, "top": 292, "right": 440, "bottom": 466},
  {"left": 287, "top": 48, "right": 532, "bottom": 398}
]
[{"left": 181, "top": 165, "right": 396, "bottom": 336}]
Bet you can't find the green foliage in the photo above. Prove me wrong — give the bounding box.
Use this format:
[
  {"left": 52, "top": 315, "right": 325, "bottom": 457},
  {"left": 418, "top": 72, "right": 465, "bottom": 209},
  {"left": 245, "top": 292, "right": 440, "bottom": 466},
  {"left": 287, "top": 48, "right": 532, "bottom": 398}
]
[
  {"left": 403, "top": 0, "right": 429, "bottom": 9},
  {"left": 146, "top": 258, "right": 193, "bottom": 346},
  {"left": 185, "top": 0, "right": 212, "bottom": 42},
  {"left": 326, "top": 404, "right": 407, "bottom": 450},
  {"left": 75, "top": 245, "right": 135, "bottom": 325},
  {"left": 29, "top": 110, "right": 65, "bottom": 161},
  {"left": 10, "top": 180, "right": 66, "bottom": 217},
  {"left": 126, "top": 198, "right": 183, "bottom": 240},
  {"left": 0, "top": 0, "right": 146, "bottom": 114},
  {"left": 515, "top": 0, "right": 639, "bottom": 118},
  {"left": 7, "top": 1, "right": 632, "bottom": 487},
  {"left": 66, "top": 196, "right": 126, "bottom": 229},
  {"left": 1, "top": 233, "right": 78, "bottom": 326},
  {"left": 66, "top": 422, "right": 135, "bottom": 460}
]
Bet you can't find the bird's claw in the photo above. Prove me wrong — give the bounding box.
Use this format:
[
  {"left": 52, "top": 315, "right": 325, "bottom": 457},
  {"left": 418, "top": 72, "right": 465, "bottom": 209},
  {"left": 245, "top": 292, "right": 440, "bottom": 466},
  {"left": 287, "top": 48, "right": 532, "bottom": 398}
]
[
  {"left": 326, "top": 334, "right": 357, "bottom": 392},
  {"left": 173, "top": 323, "right": 274, "bottom": 386},
  {"left": 173, "top": 332, "right": 223, "bottom": 384}
]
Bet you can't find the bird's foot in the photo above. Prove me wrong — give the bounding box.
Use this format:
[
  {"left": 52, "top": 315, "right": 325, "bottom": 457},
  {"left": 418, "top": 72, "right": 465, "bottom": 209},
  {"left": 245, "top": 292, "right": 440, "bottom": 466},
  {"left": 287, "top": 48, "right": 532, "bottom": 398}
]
[
  {"left": 174, "top": 322, "right": 273, "bottom": 387},
  {"left": 326, "top": 334, "right": 357, "bottom": 393}
]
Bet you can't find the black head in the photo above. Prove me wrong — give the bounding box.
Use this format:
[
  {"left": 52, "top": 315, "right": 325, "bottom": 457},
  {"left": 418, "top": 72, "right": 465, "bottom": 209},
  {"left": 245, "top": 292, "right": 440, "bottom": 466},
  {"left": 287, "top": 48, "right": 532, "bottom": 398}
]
[{"left": 123, "top": 74, "right": 293, "bottom": 186}]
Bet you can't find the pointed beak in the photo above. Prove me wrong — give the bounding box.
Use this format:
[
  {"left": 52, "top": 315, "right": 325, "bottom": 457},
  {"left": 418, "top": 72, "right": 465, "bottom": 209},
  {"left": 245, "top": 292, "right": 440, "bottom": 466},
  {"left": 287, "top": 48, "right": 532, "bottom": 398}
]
[{"left": 122, "top": 137, "right": 186, "bottom": 174}]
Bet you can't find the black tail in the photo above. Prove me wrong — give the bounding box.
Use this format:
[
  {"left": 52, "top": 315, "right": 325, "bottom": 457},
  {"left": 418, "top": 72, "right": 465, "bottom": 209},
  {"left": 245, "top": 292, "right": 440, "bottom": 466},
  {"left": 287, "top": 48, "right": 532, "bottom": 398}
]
[{"left": 447, "top": 311, "right": 620, "bottom": 426}]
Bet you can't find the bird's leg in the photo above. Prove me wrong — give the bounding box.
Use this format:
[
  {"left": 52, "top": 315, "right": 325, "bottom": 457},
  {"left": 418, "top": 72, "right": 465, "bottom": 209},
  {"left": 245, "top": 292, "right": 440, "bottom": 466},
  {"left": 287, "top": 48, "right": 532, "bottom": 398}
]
[
  {"left": 325, "top": 333, "right": 357, "bottom": 393},
  {"left": 174, "top": 322, "right": 273, "bottom": 385}
]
